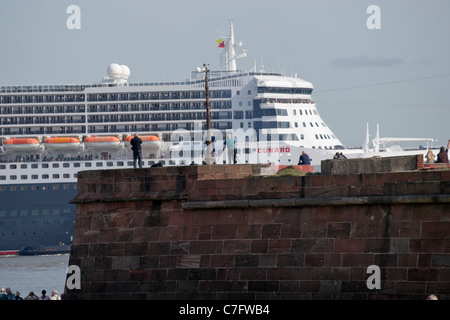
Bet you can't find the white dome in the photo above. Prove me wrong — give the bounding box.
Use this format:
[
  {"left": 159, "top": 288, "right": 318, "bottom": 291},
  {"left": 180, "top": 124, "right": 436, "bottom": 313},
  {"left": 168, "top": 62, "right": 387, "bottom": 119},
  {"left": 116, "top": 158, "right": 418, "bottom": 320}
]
[
  {"left": 107, "top": 63, "right": 122, "bottom": 78},
  {"left": 120, "top": 65, "right": 130, "bottom": 79}
]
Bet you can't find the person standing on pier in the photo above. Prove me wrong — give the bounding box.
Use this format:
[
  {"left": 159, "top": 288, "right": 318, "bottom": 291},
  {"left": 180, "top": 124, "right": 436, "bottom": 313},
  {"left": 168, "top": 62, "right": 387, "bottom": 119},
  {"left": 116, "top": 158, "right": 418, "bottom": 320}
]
[
  {"left": 130, "top": 133, "right": 143, "bottom": 168},
  {"left": 223, "top": 134, "right": 236, "bottom": 164}
]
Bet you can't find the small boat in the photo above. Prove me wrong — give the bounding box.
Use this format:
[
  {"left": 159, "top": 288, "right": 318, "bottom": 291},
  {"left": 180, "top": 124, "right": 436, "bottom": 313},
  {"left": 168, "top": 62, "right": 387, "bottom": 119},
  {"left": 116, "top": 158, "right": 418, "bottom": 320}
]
[
  {"left": 2, "top": 138, "right": 41, "bottom": 151},
  {"left": 18, "top": 245, "right": 71, "bottom": 256},
  {"left": 0, "top": 250, "right": 19, "bottom": 256},
  {"left": 84, "top": 136, "right": 121, "bottom": 149},
  {"left": 43, "top": 137, "right": 81, "bottom": 150},
  {"left": 124, "top": 135, "right": 162, "bottom": 149}
]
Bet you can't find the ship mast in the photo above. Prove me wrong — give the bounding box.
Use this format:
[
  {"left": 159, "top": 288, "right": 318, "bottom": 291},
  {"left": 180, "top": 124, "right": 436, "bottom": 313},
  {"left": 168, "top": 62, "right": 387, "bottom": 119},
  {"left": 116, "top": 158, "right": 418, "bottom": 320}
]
[{"left": 220, "top": 20, "right": 247, "bottom": 72}]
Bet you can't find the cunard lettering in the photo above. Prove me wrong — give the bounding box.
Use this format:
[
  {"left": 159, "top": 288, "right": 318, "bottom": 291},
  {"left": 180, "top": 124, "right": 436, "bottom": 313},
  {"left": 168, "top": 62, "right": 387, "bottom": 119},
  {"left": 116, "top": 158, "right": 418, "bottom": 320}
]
[{"left": 257, "top": 147, "right": 291, "bottom": 153}]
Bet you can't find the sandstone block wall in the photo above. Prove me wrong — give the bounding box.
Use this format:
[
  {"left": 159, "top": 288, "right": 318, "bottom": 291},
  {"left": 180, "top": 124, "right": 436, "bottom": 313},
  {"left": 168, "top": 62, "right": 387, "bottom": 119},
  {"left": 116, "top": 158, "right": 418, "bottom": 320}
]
[{"left": 64, "top": 164, "right": 450, "bottom": 299}]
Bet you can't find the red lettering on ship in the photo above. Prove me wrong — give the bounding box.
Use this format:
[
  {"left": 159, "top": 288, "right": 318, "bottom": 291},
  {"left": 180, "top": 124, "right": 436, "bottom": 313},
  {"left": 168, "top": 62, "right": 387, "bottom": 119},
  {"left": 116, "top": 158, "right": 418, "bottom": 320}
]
[{"left": 257, "top": 147, "right": 291, "bottom": 153}]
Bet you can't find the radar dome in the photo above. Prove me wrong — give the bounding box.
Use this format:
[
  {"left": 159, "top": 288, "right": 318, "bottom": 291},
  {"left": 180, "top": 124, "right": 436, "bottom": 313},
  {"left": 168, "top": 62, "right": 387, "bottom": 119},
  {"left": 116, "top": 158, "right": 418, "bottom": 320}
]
[
  {"left": 120, "top": 65, "right": 130, "bottom": 79},
  {"left": 107, "top": 63, "right": 122, "bottom": 79}
]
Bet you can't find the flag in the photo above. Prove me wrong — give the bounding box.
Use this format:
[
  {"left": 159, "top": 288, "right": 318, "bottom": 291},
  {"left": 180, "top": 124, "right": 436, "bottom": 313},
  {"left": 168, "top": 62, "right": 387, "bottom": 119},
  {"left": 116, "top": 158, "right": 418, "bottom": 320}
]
[{"left": 216, "top": 39, "right": 225, "bottom": 48}]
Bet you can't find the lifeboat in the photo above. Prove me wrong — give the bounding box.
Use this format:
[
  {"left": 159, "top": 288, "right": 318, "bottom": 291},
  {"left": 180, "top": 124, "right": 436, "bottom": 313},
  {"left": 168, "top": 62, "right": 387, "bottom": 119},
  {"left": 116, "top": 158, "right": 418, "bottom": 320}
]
[
  {"left": 84, "top": 136, "right": 121, "bottom": 149},
  {"left": 43, "top": 137, "right": 81, "bottom": 150},
  {"left": 124, "top": 135, "right": 163, "bottom": 149},
  {"left": 2, "top": 138, "right": 41, "bottom": 151}
]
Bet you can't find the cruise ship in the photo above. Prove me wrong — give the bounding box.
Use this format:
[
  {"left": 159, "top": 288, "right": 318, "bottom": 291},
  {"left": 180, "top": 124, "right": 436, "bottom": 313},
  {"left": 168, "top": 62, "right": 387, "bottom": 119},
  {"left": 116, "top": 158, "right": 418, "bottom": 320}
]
[{"left": 0, "top": 21, "right": 439, "bottom": 252}]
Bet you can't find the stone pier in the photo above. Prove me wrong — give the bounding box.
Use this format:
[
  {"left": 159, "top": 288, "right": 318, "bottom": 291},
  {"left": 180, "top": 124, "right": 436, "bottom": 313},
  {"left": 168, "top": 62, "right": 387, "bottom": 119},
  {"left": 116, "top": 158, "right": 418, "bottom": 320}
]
[{"left": 64, "top": 159, "right": 450, "bottom": 300}]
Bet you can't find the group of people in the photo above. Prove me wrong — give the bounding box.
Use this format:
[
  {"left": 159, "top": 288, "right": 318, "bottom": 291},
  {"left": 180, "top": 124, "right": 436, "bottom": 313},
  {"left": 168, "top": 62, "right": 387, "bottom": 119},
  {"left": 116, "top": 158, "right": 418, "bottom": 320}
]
[
  {"left": 427, "top": 145, "right": 449, "bottom": 164},
  {"left": 0, "top": 288, "right": 60, "bottom": 300},
  {"left": 130, "top": 133, "right": 238, "bottom": 167}
]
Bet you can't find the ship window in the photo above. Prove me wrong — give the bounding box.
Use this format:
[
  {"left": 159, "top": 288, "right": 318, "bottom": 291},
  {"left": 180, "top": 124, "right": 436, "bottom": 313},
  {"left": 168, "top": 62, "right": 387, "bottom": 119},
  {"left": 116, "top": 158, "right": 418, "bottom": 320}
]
[
  {"left": 32, "top": 175, "right": 38, "bottom": 179},
  {"left": 0, "top": 165, "right": 5, "bottom": 169},
  {"left": 63, "top": 163, "right": 70, "bottom": 168},
  {"left": 42, "top": 174, "right": 49, "bottom": 179},
  {"left": 10, "top": 175, "right": 17, "bottom": 180},
  {"left": 300, "top": 134, "right": 304, "bottom": 140},
  {"left": 63, "top": 174, "right": 70, "bottom": 178},
  {"left": 96, "top": 162, "right": 103, "bottom": 167},
  {"left": 53, "top": 174, "right": 59, "bottom": 179},
  {"left": 0, "top": 176, "right": 5, "bottom": 180},
  {"left": 85, "top": 162, "right": 92, "bottom": 167},
  {"left": 10, "top": 210, "right": 18, "bottom": 217},
  {"left": 117, "top": 161, "right": 124, "bottom": 166},
  {"left": 107, "top": 162, "right": 114, "bottom": 167},
  {"left": 20, "top": 164, "right": 27, "bottom": 169},
  {"left": 0, "top": 211, "right": 6, "bottom": 217},
  {"left": 295, "top": 122, "right": 298, "bottom": 128},
  {"left": 53, "top": 209, "right": 60, "bottom": 215},
  {"left": 42, "top": 163, "right": 49, "bottom": 168},
  {"left": 52, "top": 164, "right": 59, "bottom": 169},
  {"left": 31, "top": 164, "right": 38, "bottom": 169},
  {"left": 20, "top": 210, "right": 28, "bottom": 217},
  {"left": 74, "top": 163, "right": 81, "bottom": 167},
  {"left": 74, "top": 173, "right": 77, "bottom": 178},
  {"left": 10, "top": 164, "right": 17, "bottom": 169},
  {"left": 42, "top": 209, "right": 49, "bottom": 215},
  {"left": 20, "top": 175, "right": 27, "bottom": 180}
]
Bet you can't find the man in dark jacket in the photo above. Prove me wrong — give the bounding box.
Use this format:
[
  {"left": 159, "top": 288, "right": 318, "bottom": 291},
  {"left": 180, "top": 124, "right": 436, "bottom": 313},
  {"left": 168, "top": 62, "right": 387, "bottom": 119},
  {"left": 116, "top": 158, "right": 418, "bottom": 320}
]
[
  {"left": 130, "top": 133, "right": 143, "bottom": 168},
  {"left": 298, "top": 150, "right": 311, "bottom": 165}
]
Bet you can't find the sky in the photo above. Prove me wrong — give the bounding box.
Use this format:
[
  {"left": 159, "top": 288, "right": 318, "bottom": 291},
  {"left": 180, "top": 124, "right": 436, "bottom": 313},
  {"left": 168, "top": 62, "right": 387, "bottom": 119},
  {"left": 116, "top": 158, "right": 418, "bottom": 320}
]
[{"left": 0, "top": 0, "right": 449, "bottom": 148}]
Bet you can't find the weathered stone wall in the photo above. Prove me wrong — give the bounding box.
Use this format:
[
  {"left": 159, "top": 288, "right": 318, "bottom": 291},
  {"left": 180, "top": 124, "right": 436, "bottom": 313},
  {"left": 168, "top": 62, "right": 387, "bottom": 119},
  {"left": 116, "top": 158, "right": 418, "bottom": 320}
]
[
  {"left": 64, "top": 164, "right": 450, "bottom": 300},
  {"left": 321, "top": 154, "right": 422, "bottom": 174}
]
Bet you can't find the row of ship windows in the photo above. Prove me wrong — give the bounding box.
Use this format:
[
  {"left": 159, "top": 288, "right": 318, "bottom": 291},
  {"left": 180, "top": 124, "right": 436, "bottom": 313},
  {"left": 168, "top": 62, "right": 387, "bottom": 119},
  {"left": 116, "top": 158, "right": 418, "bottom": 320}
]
[
  {"left": 261, "top": 108, "right": 318, "bottom": 116},
  {"left": 0, "top": 173, "right": 78, "bottom": 180},
  {"left": 0, "top": 160, "right": 166, "bottom": 171},
  {"left": 0, "top": 121, "right": 234, "bottom": 136},
  {"left": 0, "top": 94, "right": 85, "bottom": 104},
  {"left": 0, "top": 221, "right": 72, "bottom": 233},
  {"left": 0, "top": 90, "right": 233, "bottom": 104},
  {"left": 0, "top": 208, "right": 72, "bottom": 218},
  {"left": 0, "top": 184, "right": 76, "bottom": 192},
  {"left": 0, "top": 100, "right": 232, "bottom": 116},
  {"left": 257, "top": 87, "right": 313, "bottom": 95}
]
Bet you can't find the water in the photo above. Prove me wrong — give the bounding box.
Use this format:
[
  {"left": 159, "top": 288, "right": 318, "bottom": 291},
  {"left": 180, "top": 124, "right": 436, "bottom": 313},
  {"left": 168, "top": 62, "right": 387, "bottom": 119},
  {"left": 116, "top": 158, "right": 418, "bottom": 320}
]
[{"left": 0, "top": 254, "right": 69, "bottom": 298}]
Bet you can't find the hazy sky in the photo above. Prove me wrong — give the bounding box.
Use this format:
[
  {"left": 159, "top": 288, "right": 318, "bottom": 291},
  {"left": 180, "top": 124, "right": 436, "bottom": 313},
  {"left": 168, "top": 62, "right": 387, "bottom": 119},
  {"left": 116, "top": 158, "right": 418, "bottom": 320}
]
[{"left": 0, "top": 0, "right": 449, "bottom": 147}]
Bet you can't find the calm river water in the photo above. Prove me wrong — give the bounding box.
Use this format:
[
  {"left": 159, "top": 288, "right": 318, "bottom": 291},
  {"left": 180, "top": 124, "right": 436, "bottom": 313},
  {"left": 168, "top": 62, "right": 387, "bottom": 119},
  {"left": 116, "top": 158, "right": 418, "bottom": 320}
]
[{"left": 0, "top": 254, "right": 69, "bottom": 298}]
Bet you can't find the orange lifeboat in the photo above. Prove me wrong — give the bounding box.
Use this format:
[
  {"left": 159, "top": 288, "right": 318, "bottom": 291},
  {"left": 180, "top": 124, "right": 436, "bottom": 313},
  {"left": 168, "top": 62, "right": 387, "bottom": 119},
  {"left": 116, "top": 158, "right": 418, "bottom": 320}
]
[
  {"left": 43, "top": 137, "right": 81, "bottom": 150},
  {"left": 84, "top": 136, "right": 121, "bottom": 149},
  {"left": 124, "top": 135, "right": 162, "bottom": 149},
  {"left": 2, "top": 138, "right": 41, "bottom": 151}
]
